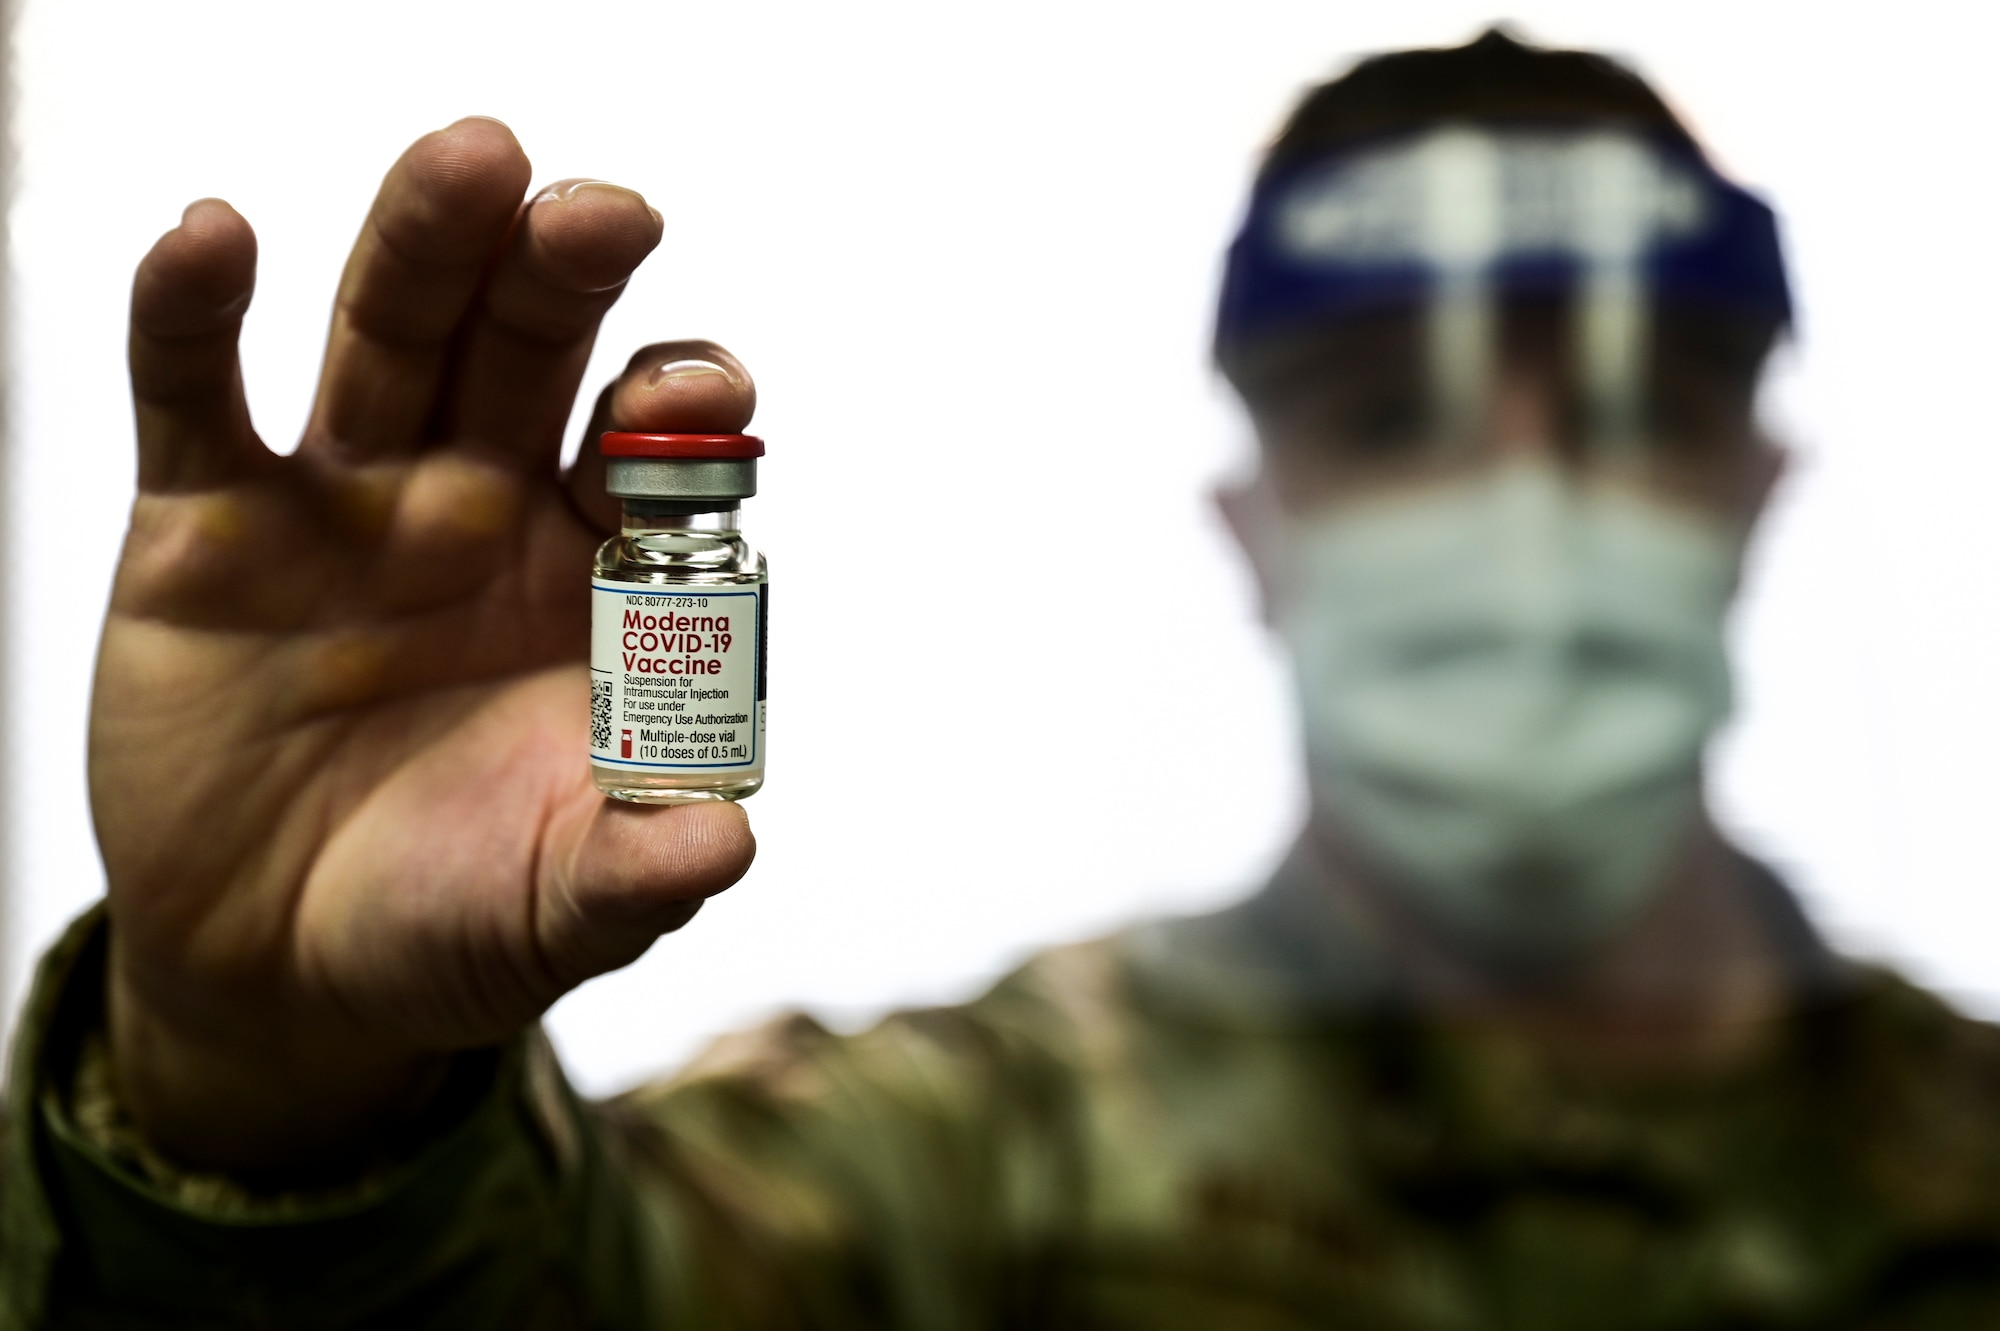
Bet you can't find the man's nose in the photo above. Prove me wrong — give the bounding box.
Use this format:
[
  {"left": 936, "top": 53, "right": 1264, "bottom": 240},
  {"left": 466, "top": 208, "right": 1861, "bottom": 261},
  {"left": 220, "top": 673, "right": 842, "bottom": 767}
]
[{"left": 1484, "top": 374, "right": 1571, "bottom": 466}]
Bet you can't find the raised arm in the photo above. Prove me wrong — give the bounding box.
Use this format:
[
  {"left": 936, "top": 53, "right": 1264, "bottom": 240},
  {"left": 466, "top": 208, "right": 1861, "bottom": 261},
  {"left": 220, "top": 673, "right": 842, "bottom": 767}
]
[{"left": 3, "top": 117, "right": 769, "bottom": 1326}]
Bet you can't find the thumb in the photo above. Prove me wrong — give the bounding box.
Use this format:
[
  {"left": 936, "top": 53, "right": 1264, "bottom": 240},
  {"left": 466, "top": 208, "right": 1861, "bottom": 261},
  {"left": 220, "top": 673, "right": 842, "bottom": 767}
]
[{"left": 535, "top": 799, "right": 755, "bottom": 989}]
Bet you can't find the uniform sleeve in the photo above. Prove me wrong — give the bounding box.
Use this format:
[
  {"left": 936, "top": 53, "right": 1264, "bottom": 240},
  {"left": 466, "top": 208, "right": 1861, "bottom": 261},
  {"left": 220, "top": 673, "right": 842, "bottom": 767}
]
[
  {"left": 599, "top": 989, "right": 1098, "bottom": 1330},
  {"left": 0, "top": 908, "right": 665, "bottom": 1330},
  {"left": 0, "top": 909, "right": 1103, "bottom": 1330}
]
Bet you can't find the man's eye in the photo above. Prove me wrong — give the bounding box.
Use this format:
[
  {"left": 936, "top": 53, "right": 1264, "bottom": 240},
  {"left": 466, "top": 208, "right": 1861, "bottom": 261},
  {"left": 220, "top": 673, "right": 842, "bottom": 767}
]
[
  {"left": 1260, "top": 375, "right": 1442, "bottom": 467},
  {"left": 1340, "top": 392, "right": 1429, "bottom": 453},
  {"left": 1642, "top": 380, "right": 1751, "bottom": 456}
]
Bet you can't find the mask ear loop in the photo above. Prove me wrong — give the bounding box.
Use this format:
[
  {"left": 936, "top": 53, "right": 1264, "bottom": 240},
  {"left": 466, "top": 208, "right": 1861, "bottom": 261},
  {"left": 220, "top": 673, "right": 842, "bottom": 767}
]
[
  {"left": 1418, "top": 129, "right": 1502, "bottom": 458},
  {"left": 1573, "top": 135, "right": 1657, "bottom": 468}
]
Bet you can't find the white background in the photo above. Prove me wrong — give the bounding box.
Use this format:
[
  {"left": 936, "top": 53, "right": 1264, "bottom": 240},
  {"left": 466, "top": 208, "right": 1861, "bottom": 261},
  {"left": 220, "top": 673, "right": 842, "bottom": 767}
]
[{"left": 7, "top": 1, "right": 1998, "bottom": 1095}]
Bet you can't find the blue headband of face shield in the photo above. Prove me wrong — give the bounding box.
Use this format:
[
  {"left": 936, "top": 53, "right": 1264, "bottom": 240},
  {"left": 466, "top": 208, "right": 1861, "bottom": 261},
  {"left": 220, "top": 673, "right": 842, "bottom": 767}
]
[{"left": 1213, "top": 126, "right": 1792, "bottom": 362}]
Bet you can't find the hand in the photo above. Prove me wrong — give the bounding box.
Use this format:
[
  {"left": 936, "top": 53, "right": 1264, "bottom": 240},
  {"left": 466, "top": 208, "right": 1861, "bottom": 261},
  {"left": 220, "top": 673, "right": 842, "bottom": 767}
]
[{"left": 94, "top": 118, "right": 757, "bottom": 1177}]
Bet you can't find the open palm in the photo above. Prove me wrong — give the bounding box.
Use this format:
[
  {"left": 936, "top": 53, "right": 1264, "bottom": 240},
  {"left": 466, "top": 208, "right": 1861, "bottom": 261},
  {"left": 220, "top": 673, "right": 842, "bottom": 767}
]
[{"left": 93, "top": 119, "right": 756, "bottom": 1172}]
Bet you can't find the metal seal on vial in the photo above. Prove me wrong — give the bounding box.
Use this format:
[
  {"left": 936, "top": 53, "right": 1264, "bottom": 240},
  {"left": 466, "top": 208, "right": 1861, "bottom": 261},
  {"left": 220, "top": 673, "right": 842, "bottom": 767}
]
[{"left": 601, "top": 433, "right": 764, "bottom": 512}]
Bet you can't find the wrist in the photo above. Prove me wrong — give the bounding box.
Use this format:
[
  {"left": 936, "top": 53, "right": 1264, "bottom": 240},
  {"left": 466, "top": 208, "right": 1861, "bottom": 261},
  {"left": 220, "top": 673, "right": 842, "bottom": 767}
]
[{"left": 107, "top": 948, "right": 454, "bottom": 1183}]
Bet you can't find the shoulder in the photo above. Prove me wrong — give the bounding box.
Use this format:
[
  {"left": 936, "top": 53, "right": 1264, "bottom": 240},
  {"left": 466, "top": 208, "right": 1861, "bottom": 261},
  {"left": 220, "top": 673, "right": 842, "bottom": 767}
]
[
  {"left": 1818, "top": 965, "right": 2000, "bottom": 1084},
  {"left": 1800, "top": 966, "right": 2000, "bottom": 1229},
  {"left": 607, "top": 932, "right": 1143, "bottom": 1134}
]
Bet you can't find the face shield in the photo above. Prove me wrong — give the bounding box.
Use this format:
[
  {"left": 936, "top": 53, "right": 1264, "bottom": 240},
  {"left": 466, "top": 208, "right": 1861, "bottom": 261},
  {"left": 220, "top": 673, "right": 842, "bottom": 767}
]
[
  {"left": 1216, "top": 128, "right": 1794, "bottom": 965},
  {"left": 1217, "top": 126, "right": 1791, "bottom": 451}
]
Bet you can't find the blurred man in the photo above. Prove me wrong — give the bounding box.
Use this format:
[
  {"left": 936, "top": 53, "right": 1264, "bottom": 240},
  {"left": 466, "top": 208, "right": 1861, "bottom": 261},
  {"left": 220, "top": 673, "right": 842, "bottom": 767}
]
[{"left": 6, "top": 28, "right": 2000, "bottom": 1330}]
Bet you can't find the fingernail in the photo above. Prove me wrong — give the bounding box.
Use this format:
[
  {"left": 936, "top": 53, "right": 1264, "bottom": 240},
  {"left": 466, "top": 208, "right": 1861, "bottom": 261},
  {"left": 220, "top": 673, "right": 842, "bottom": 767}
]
[
  {"left": 648, "top": 358, "right": 740, "bottom": 389},
  {"left": 535, "top": 179, "right": 649, "bottom": 209},
  {"left": 183, "top": 196, "right": 227, "bottom": 220}
]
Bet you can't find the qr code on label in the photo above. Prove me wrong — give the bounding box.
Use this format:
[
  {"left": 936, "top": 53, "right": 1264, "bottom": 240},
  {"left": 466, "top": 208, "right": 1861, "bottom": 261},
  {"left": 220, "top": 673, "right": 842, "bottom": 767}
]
[{"left": 590, "top": 678, "right": 613, "bottom": 752}]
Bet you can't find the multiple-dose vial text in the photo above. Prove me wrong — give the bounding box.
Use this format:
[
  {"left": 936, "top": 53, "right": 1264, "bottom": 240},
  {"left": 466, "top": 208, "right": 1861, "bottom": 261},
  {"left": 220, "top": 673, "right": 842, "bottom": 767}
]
[{"left": 589, "top": 433, "right": 767, "bottom": 804}]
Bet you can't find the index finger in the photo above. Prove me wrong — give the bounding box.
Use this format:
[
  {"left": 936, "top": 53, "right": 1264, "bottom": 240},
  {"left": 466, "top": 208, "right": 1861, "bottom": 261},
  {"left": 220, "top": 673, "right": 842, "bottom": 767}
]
[{"left": 563, "top": 340, "right": 757, "bottom": 531}]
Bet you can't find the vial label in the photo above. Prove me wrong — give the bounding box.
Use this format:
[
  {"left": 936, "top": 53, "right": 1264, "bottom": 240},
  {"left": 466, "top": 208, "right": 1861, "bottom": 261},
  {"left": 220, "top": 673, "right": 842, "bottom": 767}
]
[{"left": 590, "top": 582, "right": 765, "bottom": 771}]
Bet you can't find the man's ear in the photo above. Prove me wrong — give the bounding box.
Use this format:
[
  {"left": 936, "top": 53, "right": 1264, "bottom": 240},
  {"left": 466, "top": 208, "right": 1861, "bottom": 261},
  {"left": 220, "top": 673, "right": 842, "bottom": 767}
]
[
  {"left": 1744, "top": 436, "right": 1789, "bottom": 531},
  {"left": 1215, "top": 475, "right": 1283, "bottom": 629},
  {"left": 1717, "top": 435, "right": 1789, "bottom": 598}
]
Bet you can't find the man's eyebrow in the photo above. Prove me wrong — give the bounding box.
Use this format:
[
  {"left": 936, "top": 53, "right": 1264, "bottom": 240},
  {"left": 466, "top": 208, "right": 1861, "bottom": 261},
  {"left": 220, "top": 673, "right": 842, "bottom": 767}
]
[{"left": 1240, "top": 323, "right": 1424, "bottom": 394}]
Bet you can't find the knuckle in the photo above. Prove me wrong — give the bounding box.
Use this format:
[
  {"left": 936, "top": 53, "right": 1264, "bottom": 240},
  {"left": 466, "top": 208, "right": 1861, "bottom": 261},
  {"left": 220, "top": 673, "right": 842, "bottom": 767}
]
[
  {"left": 525, "top": 190, "right": 660, "bottom": 294},
  {"left": 376, "top": 130, "right": 531, "bottom": 265},
  {"left": 117, "top": 492, "right": 257, "bottom": 605},
  {"left": 133, "top": 235, "right": 255, "bottom": 339}
]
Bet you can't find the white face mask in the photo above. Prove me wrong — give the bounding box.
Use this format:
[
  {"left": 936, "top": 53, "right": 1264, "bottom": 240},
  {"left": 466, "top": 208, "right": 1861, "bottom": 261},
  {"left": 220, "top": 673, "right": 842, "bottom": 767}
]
[{"left": 1276, "top": 461, "right": 1740, "bottom": 963}]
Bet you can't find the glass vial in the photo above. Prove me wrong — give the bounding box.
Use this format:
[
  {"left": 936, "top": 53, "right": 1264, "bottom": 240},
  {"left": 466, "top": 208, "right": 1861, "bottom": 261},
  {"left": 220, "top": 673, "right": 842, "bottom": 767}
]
[{"left": 590, "top": 432, "right": 767, "bottom": 803}]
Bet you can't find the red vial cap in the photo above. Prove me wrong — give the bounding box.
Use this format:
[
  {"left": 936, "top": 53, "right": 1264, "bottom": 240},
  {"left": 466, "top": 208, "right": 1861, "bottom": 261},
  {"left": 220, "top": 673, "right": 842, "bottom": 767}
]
[{"left": 600, "top": 432, "right": 765, "bottom": 459}]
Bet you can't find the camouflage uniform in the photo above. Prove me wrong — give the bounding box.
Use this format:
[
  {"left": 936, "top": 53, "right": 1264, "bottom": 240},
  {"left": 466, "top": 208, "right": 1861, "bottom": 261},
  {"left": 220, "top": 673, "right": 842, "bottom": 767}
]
[{"left": 6, "top": 851, "right": 2000, "bottom": 1328}]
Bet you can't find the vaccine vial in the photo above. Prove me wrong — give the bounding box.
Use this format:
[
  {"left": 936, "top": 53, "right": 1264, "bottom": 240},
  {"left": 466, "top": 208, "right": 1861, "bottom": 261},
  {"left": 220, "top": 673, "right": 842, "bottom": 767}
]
[{"left": 590, "top": 432, "right": 767, "bottom": 803}]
